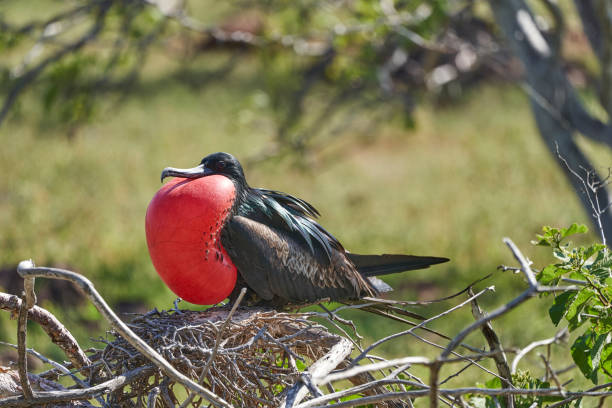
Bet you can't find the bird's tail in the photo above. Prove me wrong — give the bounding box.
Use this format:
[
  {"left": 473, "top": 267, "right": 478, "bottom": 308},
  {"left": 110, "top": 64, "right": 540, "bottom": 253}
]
[{"left": 347, "top": 253, "right": 449, "bottom": 277}]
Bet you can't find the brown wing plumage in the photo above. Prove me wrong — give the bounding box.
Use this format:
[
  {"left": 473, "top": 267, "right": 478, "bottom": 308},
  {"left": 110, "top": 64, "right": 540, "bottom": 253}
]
[{"left": 222, "top": 215, "right": 375, "bottom": 304}]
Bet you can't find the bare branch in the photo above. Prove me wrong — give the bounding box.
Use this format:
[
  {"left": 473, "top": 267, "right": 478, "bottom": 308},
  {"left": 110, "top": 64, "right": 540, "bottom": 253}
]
[
  {"left": 0, "top": 365, "right": 154, "bottom": 408},
  {"left": 539, "top": 353, "right": 566, "bottom": 397},
  {"left": 548, "top": 382, "right": 612, "bottom": 408},
  {"left": 429, "top": 237, "right": 550, "bottom": 408},
  {"left": 16, "top": 260, "right": 232, "bottom": 408},
  {"left": 296, "top": 386, "right": 612, "bottom": 408},
  {"left": 468, "top": 287, "right": 514, "bottom": 407},
  {"left": 351, "top": 286, "right": 494, "bottom": 366},
  {"left": 16, "top": 296, "right": 32, "bottom": 401},
  {"left": 511, "top": 328, "right": 568, "bottom": 374},
  {"left": 281, "top": 338, "right": 353, "bottom": 408},
  {"left": 0, "top": 292, "right": 91, "bottom": 373},
  {"left": 179, "top": 287, "right": 247, "bottom": 408}
]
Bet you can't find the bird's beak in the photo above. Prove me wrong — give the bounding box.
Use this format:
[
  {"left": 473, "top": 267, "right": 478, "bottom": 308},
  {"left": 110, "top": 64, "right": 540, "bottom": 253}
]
[{"left": 160, "top": 164, "right": 211, "bottom": 182}]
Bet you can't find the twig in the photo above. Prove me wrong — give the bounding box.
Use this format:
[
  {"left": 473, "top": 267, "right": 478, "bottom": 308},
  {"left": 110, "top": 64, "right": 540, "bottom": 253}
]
[
  {"left": 317, "top": 356, "right": 430, "bottom": 385},
  {"left": 430, "top": 238, "right": 544, "bottom": 408},
  {"left": 0, "top": 365, "right": 154, "bottom": 407},
  {"left": 360, "top": 273, "right": 492, "bottom": 306},
  {"left": 511, "top": 328, "right": 568, "bottom": 374},
  {"left": 179, "top": 287, "right": 247, "bottom": 408},
  {"left": 468, "top": 287, "right": 514, "bottom": 407},
  {"left": 295, "top": 387, "right": 612, "bottom": 408},
  {"left": 16, "top": 260, "right": 36, "bottom": 400},
  {"left": 547, "top": 381, "right": 612, "bottom": 408},
  {"left": 561, "top": 278, "right": 588, "bottom": 285},
  {"left": 296, "top": 378, "right": 427, "bottom": 408},
  {"left": 16, "top": 260, "right": 232, "bottom": 408},
  {"left": 351, "top": 286, "right": 494, "bottom": 365},
  {"left": 538, "top": 353, "right": 566, "bottom": 397},
  {"left": 281, "top": 337, "right": 353, "bottom": 408},
  {"left": 147, "top": 386, "right": 160, "bottom": 408},
  {"left": 0, "top": 340, "right": 96, "bottom": 398},
  {"left": 16, "top": 294, "right": 33, "bottom": 400},
  {"left": 0, "top": 292, "right": 91, "bottom": 373}
]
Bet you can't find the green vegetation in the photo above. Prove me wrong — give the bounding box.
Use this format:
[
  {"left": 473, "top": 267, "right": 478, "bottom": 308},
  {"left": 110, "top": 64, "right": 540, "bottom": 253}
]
[
  {"left": 468, "top": 371, "right": 576, "bottom": 408},
  {"left": 534, "top": 224, "right": 612, "bottom": 384},
  {"left": 466, "top": 224, "right": 612, "bottom": 407}
]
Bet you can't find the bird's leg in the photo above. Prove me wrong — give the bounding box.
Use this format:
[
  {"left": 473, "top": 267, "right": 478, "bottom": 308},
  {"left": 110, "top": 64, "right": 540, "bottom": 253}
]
[{"left": 172, "top": 298, "right": 183, "bottom": 314}]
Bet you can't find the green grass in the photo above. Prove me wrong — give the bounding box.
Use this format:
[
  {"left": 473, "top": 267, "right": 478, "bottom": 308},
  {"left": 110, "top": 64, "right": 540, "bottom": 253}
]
[{"left": 1, "top": 45, "right": 610, "bottom": 397}]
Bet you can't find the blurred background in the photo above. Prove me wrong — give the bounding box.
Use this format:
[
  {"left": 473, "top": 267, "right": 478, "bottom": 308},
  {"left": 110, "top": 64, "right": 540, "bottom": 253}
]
[{"left": 1, "top": 0, "right": 612, "bottom": 387}]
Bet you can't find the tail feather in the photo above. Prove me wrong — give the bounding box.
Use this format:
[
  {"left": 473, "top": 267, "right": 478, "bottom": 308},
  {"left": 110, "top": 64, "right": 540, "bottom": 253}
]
[{"left": 348, "top": 253, "right": 449, "bottom": 277}]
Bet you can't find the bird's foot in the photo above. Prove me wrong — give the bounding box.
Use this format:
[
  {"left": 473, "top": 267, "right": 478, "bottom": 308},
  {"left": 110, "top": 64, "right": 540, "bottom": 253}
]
[{"left": 173, "top": 298, "right": 183, "bottom": 314}]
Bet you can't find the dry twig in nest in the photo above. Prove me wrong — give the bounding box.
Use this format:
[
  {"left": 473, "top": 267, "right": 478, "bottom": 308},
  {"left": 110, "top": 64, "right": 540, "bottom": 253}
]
[{"left": 97, "top": 306, "right": 346, "bottom": 407}]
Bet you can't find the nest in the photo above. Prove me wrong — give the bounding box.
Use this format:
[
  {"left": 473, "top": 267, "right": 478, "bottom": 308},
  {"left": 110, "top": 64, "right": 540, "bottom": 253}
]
[{"left": 93, "top": 306, "right": 345, "bottom": 407}]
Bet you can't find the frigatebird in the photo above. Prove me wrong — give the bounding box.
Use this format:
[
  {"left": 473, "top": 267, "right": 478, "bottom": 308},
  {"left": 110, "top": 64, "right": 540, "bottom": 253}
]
[{"left": 145, "top": 152, "right": 448, "bottom": 306}]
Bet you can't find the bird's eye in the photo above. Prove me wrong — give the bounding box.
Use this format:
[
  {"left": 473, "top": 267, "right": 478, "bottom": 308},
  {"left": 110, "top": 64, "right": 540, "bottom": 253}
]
[{"left": 215, "top": 161, "right": 226, "bottom": 171}]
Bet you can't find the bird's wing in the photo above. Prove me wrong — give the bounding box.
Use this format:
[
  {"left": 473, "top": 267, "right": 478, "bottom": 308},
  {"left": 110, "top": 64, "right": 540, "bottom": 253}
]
[
  {"left": 238, "top": 189, "right": 344, "bottom": 261},
  {"left": 221, "top": 215, "right": 375, "bottom": 303},
  {"left": 346, "top": 253, "right": 449, "bottom": 276}
]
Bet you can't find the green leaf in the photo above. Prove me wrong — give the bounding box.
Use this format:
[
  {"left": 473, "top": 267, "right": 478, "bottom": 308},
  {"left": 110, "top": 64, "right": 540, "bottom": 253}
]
[
  {"left": 549, "top": 291, "right": 577, "bottom": 326},
  {"left": 591, "top": 268, "right": 612, "bottom": 283},
  {"left": 601, "top": 343, "right": 612, "bottom": 377},
  {"left": 566, "top": 289, "right": 595, "bottom": 331},
  {"left": 537, "top": 264, "right": 562, "bottom": 285},
  {"left": 569, "top": 270, "right": 587, "bottom": 281},
  {"left": 584, "top": 243, "right": 606, "bottom": 260},
  {"left": 561, "top": 223, "right": 588, "bottom": 238},
  {"left": 572, "top": 332, "right": 598, "bottom": 383},
  {"left": 591, "top": 334, "right": 610, "bottom": 370},
  {"left": 594, "top": 316, "right": 612, "bottom": 335},
  {"left": 553, "top": 248, "right": 570, "bottom": 262},
  {"left": 484, "top": 376, "right": 501, "bottom": 389},
  {"left": 532, "top": 235, "right": 551, "bottom": 246},
  {"left": 590, "top": 334, "right": 610, "bottom": 375},
  {"left": 532, "top": 226, "right": 559, "bottom": 246},
  {"left": 295, "top": 359, "right": 307, "bottom": 371}
]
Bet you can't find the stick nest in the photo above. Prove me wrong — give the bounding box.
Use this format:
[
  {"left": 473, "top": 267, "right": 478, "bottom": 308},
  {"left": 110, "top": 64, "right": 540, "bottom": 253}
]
[{"left": 94, "top": 306, "right": 344, "bottom": 407}]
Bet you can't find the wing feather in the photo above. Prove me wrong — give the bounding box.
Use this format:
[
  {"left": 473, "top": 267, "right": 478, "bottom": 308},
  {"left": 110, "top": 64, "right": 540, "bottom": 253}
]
[
  {"left": 240, "top": 188, "right": 343, "bottom": 261},
  {"left": 221, "top": 215, "right": 374, "bottom": 303}
]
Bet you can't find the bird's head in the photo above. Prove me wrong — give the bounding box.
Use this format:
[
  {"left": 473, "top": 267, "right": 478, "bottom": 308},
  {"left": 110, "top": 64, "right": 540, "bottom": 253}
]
[{"left": 161, "top": 152, "right": 247, "bottom": 187}]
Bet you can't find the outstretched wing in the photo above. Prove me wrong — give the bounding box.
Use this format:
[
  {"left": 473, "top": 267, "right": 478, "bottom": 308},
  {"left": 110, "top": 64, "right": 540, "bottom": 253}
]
[{"left": 221, "top": 215, "right": 375, "bottom": 303}]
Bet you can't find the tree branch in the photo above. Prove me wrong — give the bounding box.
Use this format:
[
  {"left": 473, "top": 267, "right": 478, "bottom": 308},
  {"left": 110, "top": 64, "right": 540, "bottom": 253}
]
[
  {"left": 16, "top": 260, "right": 232, "bottom": 408},
  {"left": 0, "top": 365, "right": 154, "bottom": 408},
  {"left": 0, "top": 292, "right": 91, "bottom": 374}
]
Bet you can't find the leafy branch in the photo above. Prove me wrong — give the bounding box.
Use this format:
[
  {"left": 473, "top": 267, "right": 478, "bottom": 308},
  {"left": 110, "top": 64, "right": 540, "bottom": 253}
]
[{"left": 532, "top": 224, "right": 612, "bottom": 385}]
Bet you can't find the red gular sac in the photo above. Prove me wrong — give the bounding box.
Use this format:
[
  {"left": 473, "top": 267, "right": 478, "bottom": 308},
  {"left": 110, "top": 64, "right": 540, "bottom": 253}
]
[{"left": 145, "top": 175, "right": 238, "bottom": 305}]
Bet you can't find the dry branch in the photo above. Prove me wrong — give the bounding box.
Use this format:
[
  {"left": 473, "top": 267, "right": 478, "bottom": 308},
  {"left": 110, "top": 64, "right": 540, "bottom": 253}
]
[
  {"left": 2, "top": 241, "right": 611, "bottom": 408},
  {"left": 468, "top": 287, "right": 513, "bottom": 407},
  {"left": 0, "top": 365, "right": 153, "bottom": 408},
  {"left": 0, "top": 292, "right": 91, "bottom": 372},
  {"left": 280, "top": 338, "right": 353, "bottom": 408},
  {"left": 15, "top": 260, "right": 232, "bottom": 408}
]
